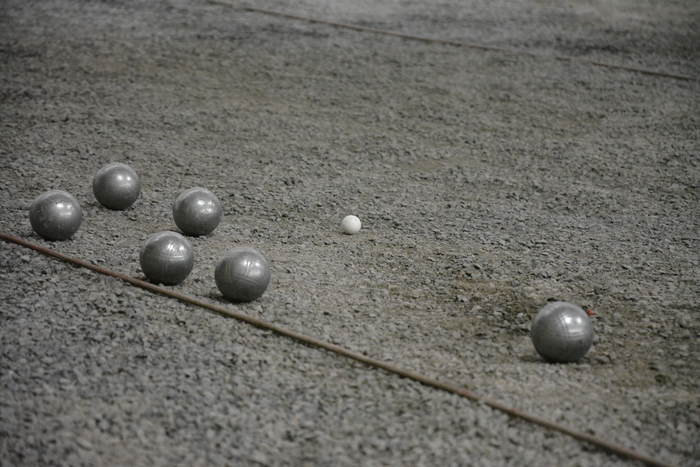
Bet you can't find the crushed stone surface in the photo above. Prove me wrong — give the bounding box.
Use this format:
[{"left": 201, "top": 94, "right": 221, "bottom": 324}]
[{"left": 1, "top": 0, "right": 699, "bottom": 465}]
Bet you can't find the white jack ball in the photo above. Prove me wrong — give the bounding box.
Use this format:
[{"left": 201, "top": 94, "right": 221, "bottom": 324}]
[{"left": 341, "top": 215, "right": 361, "bottom": 235}]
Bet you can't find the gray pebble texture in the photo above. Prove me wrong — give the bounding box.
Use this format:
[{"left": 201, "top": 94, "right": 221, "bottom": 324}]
[{"left": 1, "top": 0, "right": 699, "bottom": 466}]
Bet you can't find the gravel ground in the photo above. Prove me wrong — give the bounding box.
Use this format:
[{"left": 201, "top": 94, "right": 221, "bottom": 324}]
[{"left": 1, "top": 0, "right": 699, "bottom": 466}]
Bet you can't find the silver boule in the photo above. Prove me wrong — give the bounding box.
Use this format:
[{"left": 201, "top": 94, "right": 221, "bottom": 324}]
[
  {"left": 531, "top": 301, "right": 594, "bottom": 363},
  {"left": 92, "top": 162, "right": 141, "bottom": 210},
  {"left": 215, "top": 246, "right": 271, "bottom": 302},
  {"left": 29, "top": 190, "right": 82, "bottom": 241},
  {"left": 139, "top": 231, "right": 194, "bottom": 285},
  {"left": 173, "top": 187, "right": 222, "bottom": 236}
]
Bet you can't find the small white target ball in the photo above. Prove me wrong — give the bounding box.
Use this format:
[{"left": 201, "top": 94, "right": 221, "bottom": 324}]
[{"left": 341, "top": 215, "right": 361, "bottom": 235}]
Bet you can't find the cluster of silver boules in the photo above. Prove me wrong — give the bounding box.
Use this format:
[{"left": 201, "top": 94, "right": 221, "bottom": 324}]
[
  {"left": 29, "top": 190, "right": 83, "bottom": 241},
  {"left": 27, "top": 163, "right": 274, "bottom": 301},
  {"left": 92, "top": 162, "right": 141, "bottom": 210},
  {"left": 173, "top": 187, "right": 222, "bottom": 237},
  {"left": 530, "top": 301, "right": 594, "bottom": 363},
  {"left": 139, "top": 231, "right": 195, "bottom": 286},
  {"left": 215, "top": 247, "right": 271, "bottom": 303}
]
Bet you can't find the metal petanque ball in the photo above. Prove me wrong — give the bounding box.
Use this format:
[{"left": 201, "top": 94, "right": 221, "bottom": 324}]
[
  {"left": 92, "top": 162, "right": 141, "bottom": 210},
  {"left": 215, "top": 247, "right": 271, "bottom": 303},
  {"left": 530, "top": 301, "right": 594, "bottom": 363},
  {"left": 173, "top": 187, "right": 222, "bottom": 236},
  {"left": 29, "top": 190, "right": 82, "bottom": 241},
  {"left": 139, "top": 231, "right": 194, "bottom": 285}
]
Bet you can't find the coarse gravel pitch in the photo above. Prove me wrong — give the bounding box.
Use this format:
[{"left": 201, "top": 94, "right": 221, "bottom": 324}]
[{"left": 1, "top": 0, "right": 699, "bottom": 466}]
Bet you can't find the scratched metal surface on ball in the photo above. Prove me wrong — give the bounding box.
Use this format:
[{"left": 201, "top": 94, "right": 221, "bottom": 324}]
[
  {"left": 530, "top": 302, "right": 594, "bottom": 363},
  {"left": 92, "top": 162, "right": 141, "bottom": 210},
  {"left": 139, "top": 231, "right": 194, "bottom": 285},
  {"left": 215, "top": 246, "right": 271, "bottom": 302},
  {"left": 172, "top": 187, "right": 222, "bottom": 236},
  {"left": 29, "top": 190, "right": 82, "bottom": 241}
]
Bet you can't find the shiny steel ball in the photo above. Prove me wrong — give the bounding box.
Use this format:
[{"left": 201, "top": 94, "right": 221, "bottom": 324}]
[
  {"left": 173, "top": 187, "right": 222, "bottom": 236},
  {"left": 29, "top": 190, "right": 82, "bottom": 241},
  {"left": 139, "top": 231, "right": 194, "bottom": 285},
  {"left": 531, "top": 301, "right": 594, "bottom": 363},
  {"left": 92, "top": 162, "right": 141, "bottom": 210},
  {"left": 215, "top": 247, "right": 271, "bottom": 302}
]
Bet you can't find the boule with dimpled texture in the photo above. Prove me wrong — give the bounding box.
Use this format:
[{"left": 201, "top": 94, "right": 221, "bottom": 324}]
[
  {"left": 173, "top": 187, "right": 222, "bottom": 236},
  {"left": 215, "top": 247, "right": 271, "bottom": 302},
  {"left": 29, "top": 190, "right": 82, "bottom": 241},
  {"left": 92, "top": 162, "right": 141, "bottom": 210},
  {"left": 139, "top": 231, "right": 194, "bottom": 286},
  {"left": 530, "top": 301, "right": 594, "bottom": 363}
]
